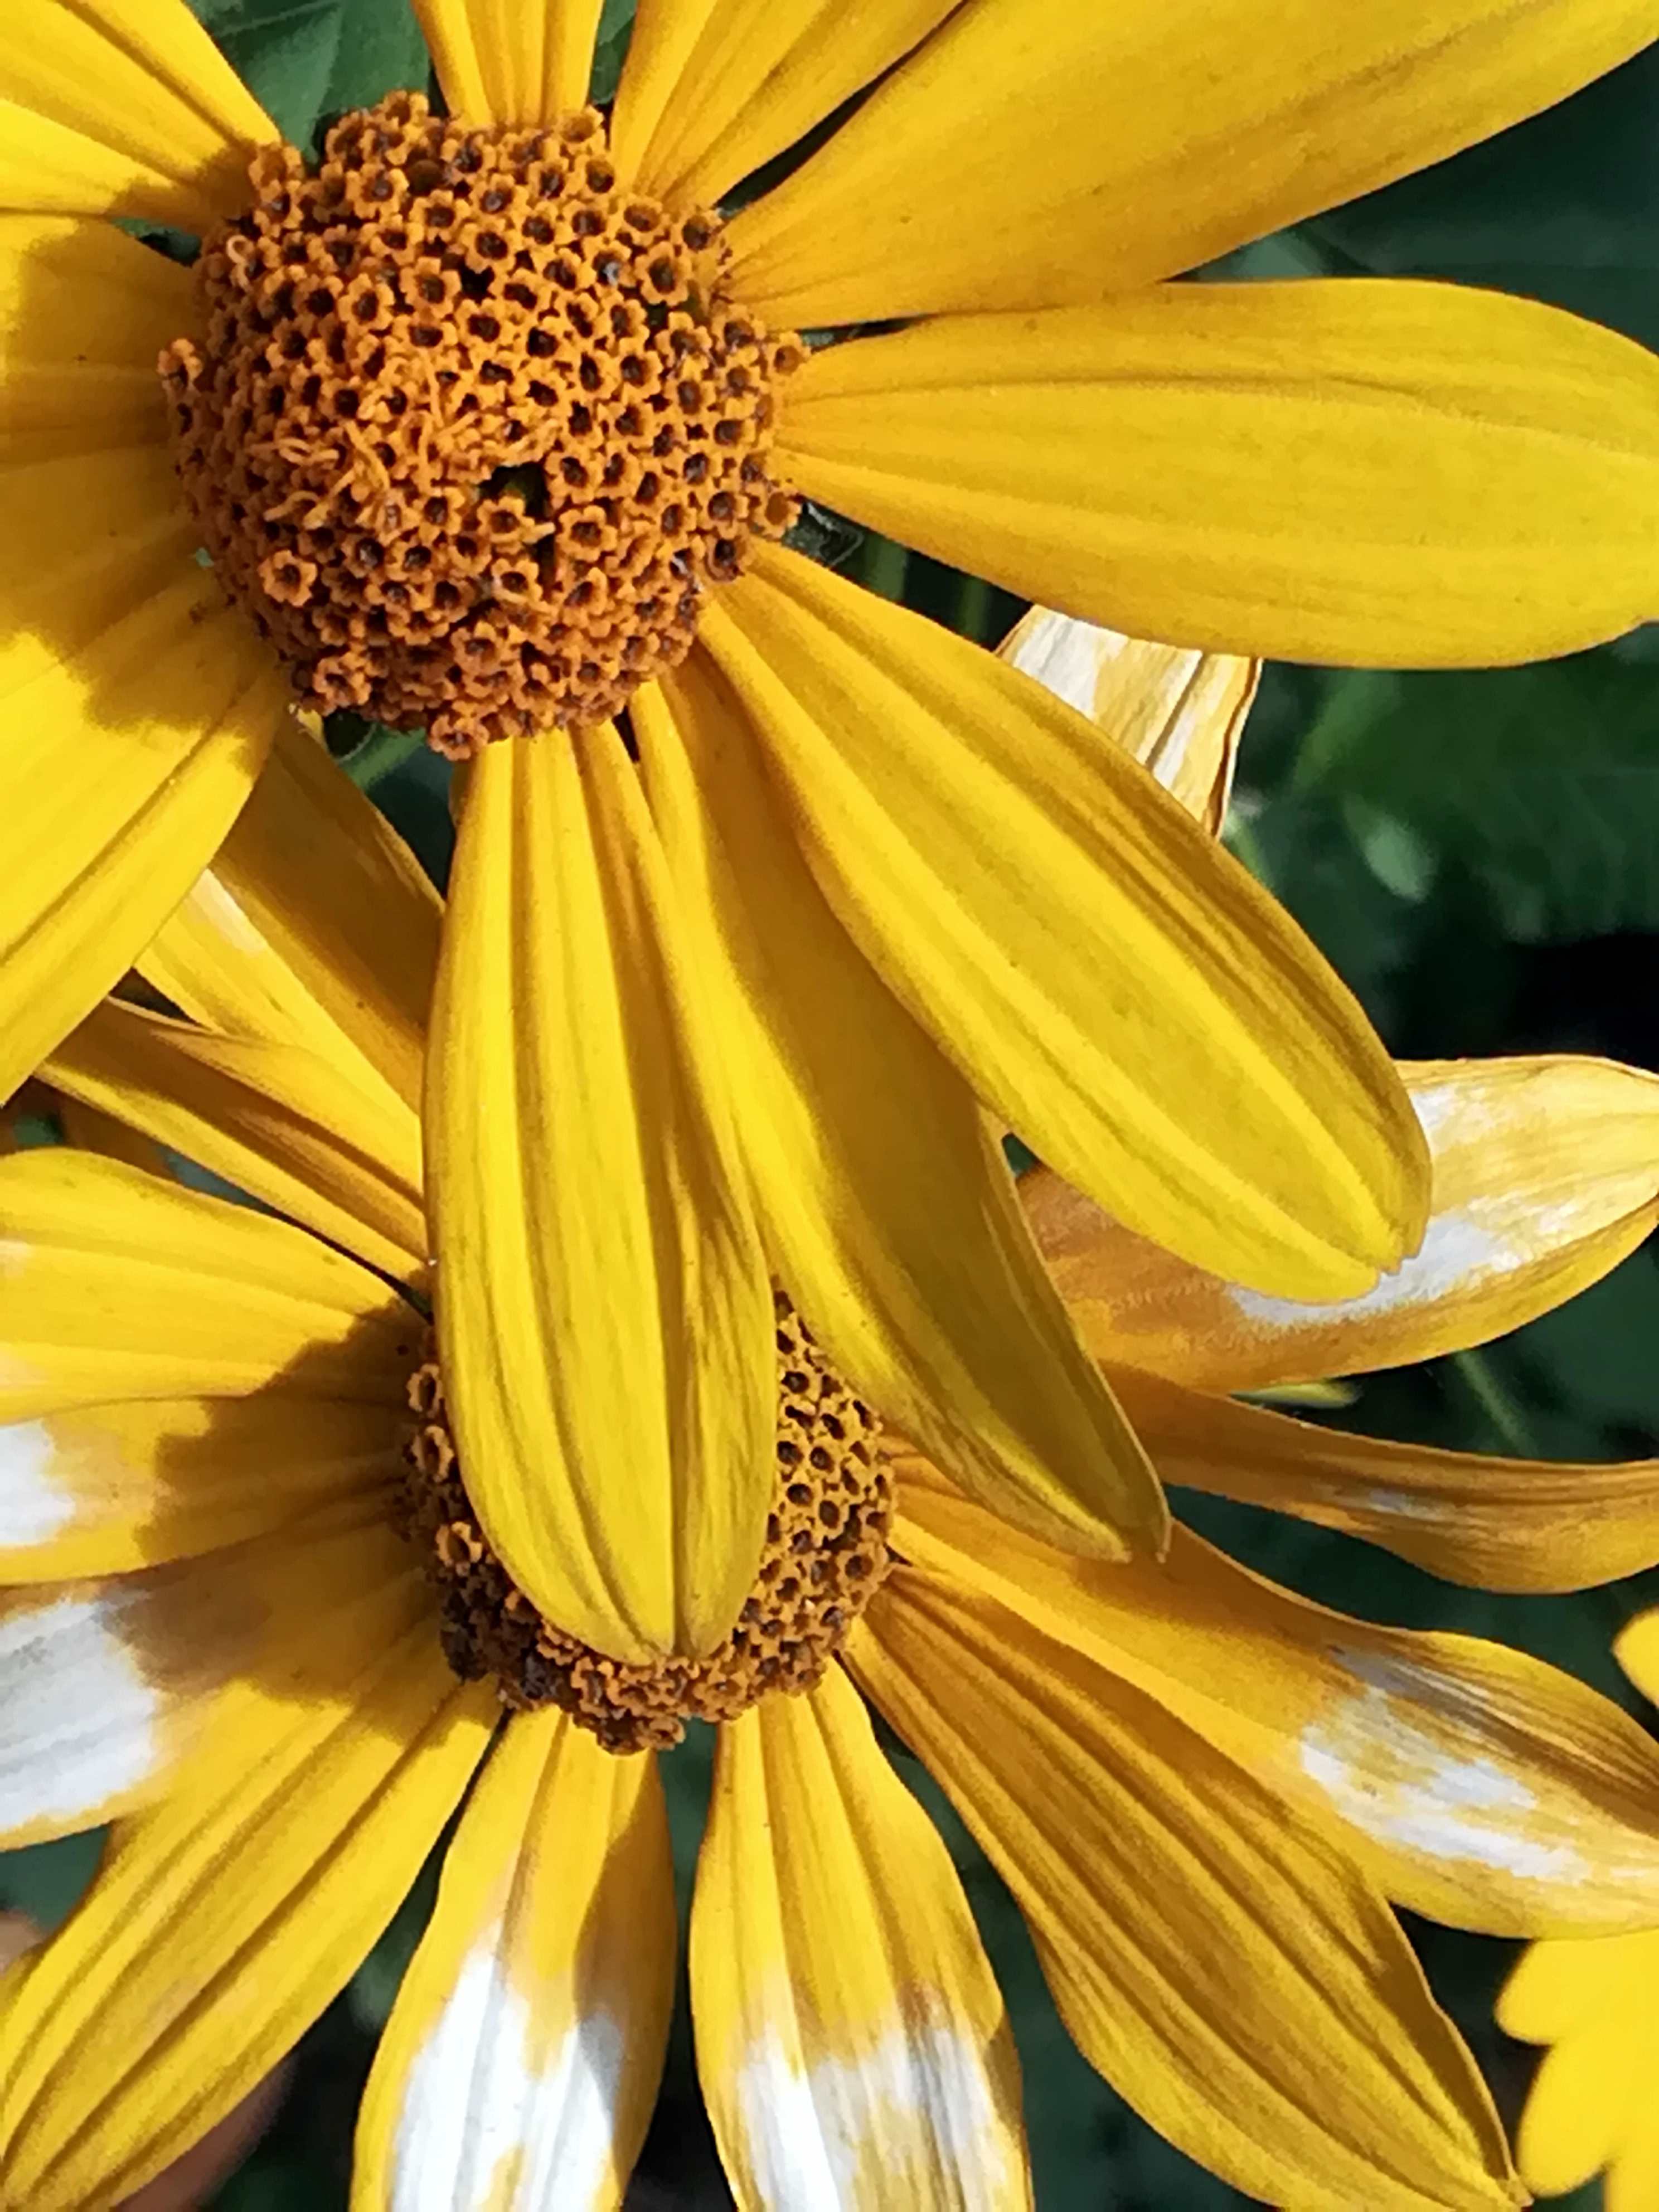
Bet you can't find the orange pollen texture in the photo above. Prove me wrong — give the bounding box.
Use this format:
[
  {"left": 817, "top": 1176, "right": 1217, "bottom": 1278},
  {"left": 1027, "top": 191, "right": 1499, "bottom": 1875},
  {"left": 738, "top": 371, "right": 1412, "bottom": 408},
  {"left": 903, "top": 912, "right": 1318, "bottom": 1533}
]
[
  {"left": 157, "top": 92, "right": 804, "bottom": 756},
  {"left": 396, "top": 1297, "right": 894, "bottom": 1755}
]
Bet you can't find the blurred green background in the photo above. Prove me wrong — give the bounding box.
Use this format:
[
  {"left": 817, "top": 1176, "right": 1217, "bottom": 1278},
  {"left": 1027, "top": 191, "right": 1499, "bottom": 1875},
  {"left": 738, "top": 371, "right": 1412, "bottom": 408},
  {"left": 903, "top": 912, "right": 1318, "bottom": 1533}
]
[{"left": 15, "top": 5, "right": 1657, "bottom": 2204}]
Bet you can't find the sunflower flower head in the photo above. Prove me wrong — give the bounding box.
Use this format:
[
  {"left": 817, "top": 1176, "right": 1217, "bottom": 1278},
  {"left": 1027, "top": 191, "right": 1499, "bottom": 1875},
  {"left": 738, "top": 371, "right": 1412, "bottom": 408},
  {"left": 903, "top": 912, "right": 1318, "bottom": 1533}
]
[
  {"left": 159, "top": 92, "right": 803, "bottom": 754},
  {"left": 400, "top": 1293, "right": 892, "bottom": 1752}
]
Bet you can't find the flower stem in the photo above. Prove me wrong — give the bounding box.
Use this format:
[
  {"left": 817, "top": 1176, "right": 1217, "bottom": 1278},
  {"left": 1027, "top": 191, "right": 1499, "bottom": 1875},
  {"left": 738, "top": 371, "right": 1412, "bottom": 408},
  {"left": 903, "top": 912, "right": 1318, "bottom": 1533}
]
[{"left": 1451, "top": 1348, "right": 1536, "bottom": 1458}]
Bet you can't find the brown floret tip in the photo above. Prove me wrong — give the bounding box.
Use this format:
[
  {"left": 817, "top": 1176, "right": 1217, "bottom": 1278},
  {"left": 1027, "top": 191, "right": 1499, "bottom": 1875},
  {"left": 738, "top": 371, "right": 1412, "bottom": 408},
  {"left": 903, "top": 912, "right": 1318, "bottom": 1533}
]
[
  {"left": 395, "top": 1294, "right": 894, "bottom": 1754},
  {"left": 158, "top": 94, "right": 802, "bottom": 755}
]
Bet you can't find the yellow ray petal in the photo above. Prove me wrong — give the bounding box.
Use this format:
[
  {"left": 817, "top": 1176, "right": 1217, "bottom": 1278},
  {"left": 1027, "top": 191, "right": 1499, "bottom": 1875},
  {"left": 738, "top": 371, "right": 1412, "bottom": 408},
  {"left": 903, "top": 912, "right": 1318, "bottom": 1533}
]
[
  {"left": 142, "top": 721, "right": 439, "bottom": 1118},
  {"left": 849, "top": 1566, "right": 1518, "bottom": 2212},
  {"left": 355, "top": 1706, "right": 673, "bottom": 2211},
  {"left": 0, "top": 1149, "right": 417, "bottom": 1421},
  {"left": 895, "top": 1472, "right": 1659, "bottom": 1939},
  {"left": 0, "top": 0, "right": 271, "bottom": 227},
  {"left": 702, "top": 548, "right": 1426, "bottom": 1299},
  {"left": 998, "top": 608, "right": 1253, "bottom": 838},
  {"left": 0, "top": 1617, "right": 493, "bottom": 2208},
  {"left": 0, "top": 1395, "right": 396, "bottom": 1585},
  {"left": 726, "top": 0, "right": 1656, "bottom": 321},
  {"left": 0, "top": 215, "right": 190, "bottom": 444},
  {"left": 1029, "top": 1054, "right": 1659, "bottom": 1394},
  {"left": 1614, "top": 1609, "right": 1659, "bottom": 1708},
  {"left": 610, "top": 0, "right": 956, "bottom": 210},
  {"left": 47, "top": 1000, "right": 426, "bottom": 1286},
  {"left": 777, "top": 286, "right": 1659, "bottom": 669},
  {"left": 635, "top": 660, "right": 1166, "bottom": 1565},
  {"left": 410, "top": 0, "right": 603, "bottom": 124},
  {"left": 428, "top": 724, "right": 773, "bottom": 1660},
  {"left": 0, "top": 564, "right": 290, "bottom": 1102},
  {"left": 691, "top": 1663, "right": 1031, "bottom": 2210},
  {"left": 1112, "top": 1367, "right": 1659, "bottom": 1595},
  {"left": 1498, "top": 1930, "right": 1659, "bottom": 2201},
  {"left": 0, "top": 1510, "right": 418, "bottom": 1850}
]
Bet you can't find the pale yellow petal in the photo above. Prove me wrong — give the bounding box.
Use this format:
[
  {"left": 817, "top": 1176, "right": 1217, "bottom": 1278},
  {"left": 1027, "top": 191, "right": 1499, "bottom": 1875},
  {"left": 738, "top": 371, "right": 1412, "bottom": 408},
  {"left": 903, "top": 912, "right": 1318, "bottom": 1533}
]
[
  {"left": 355, "top": 1708, "right": 673, "bottom": 2212},
  {"left": 410, "top": 0, "right": 603, "bottom": 124},
  {"left": 1030, "top": 1054, "right": 1659, "bottom": 1393},
  {"left": 849, "top": 1567, "right": 1518, "bottom": 2212},
  {"left": 727, "top": 0, "right": 1657, "bottom": 319},
  {"left": 776, "top": 288, "right": 1659, "bottom": 668},
  {"left": 141, "top": 720, "right": 439, "bottom": 1117},
  {"left": 895, "top": 1472, "right": 1659, "bottom": 1939},
  {"left": 998, "top": 607, "right": 1253, "bottom": 837},
  {"left": 701, "top": 547, "right": 1427, "bottom": 1298},
  {"left": 691, "top": 1664, "right": 1031, "bottom": 2211},
  {"left": 0, "top": 1149, "right": 416, "bottom": 1420},
  {"left": 0, "top": 1607, "right": 493, "bottom": 2208},
  {"left": 610, "top": 0, "right": 956, "bottom": 210},
  {"left": 1498, "top": 1931, "right": 1659, "bottom": 2201},
  {"left": 634, "top": 660, "right": 1166, "bottom": 1566},
  {"left": 0, "top": 1395, "right": 397, "bottom": 1585},
  {"left": 0, "top": 0, "right": 271, "bottom": 226},
  {"left": 47, "top": 1000, "right": 426, "bottom": 1286},
  {"left": 428, "top": 724, "right": 773, "bottom": 1660},
  {"left": 1114, "top": 1367, "right": 1659, "bottom": 1595}
]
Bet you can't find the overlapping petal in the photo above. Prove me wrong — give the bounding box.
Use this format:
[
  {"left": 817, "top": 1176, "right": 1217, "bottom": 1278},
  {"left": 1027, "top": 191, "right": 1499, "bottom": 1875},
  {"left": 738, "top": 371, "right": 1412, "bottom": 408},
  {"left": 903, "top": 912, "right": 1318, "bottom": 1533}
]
[
  {"left": 691, "top": 1662, "right": 1030, "bottom": 2210},
  {"left": 895, "top": 1472, "right": 1659, "bottom": 1938},
  {"left": 998, "top": 608, "right": 1251, "bottom": 837},
  {"left": 610, "top": 0, "right": 956, "bottom": 211},
  {"left": 0, "top": 1149, "right": 415, "bottom": 1421},
  {"left": 411, "top": 0, "right": 604, "bottom": 124},
  {"left": 0, "top": 0, "right": 271, "bottom": 226},
  {"left": 0, "top": 1612, "right": 492, "bottom": 2209},
  {"left": 0, "top": 215, "right": 190, "bottom": 446},
  {"left": 47, "top": 1001, "right": 426, "bottom": 1286},
  {"left": 849, "top": 1565, "right": 1518, "bottom": 2212},
  {"left": 634, "top": 659, "right": 1165, "bottom": 1564},
  {"left": 428, "top": 724, "right": 774, "bottom": 1661},
  {"left": 141, "top": 724, "right": 440, "bottom": 1118},
  {"left": 1029, "top": 1054, "right": 1659, "bottom": 1392},
  {"left": 1113, "top": 1368, "right": 1659, "bottom": 1595},
  {"left": 777, "top": 287, "right": 1659, "bottom": 668},
  {"left": 727, "top": 0, "right": 1657, "bottom": 319},
  {"left": 700, "top": 546, "right": 1425, "bottom": 1298},
  {"left": 356, "top": 1707, "right": 674, "bottom": 2211}
]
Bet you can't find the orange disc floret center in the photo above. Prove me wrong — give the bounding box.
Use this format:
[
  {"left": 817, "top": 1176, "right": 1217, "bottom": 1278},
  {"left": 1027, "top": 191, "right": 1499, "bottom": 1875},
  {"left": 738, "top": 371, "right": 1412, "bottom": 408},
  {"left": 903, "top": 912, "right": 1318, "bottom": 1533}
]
[
  {"left": 396, "top": 1295, "right": 894, "bottom": 1754},
  {"left": 158, "top": 93, "right": 803, "bottom": 757}
]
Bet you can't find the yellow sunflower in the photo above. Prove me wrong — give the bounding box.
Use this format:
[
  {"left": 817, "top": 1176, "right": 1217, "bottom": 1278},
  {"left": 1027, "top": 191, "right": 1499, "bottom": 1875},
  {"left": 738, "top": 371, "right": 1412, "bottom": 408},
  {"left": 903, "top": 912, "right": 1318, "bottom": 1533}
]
[
  {"left": 7, "top": 0, "right": 1659, "bottom": 1665},
  {"left": 5, "top": 649, "right": 1659, "bottom": 2210},
  {"left": 1498, "top": 1611, "right": 1659, "bottom": 2211}
]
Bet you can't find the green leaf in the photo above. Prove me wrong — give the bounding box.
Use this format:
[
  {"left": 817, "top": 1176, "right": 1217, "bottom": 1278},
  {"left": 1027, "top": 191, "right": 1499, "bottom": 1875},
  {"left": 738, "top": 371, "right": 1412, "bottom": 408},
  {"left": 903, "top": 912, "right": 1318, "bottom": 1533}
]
[
  {"left": 589, "top": 0, "right": 637, "bottom": 105},
  {"left": 1295, "top": 656, "right": 1659, "bottom": 944},
  {"left": 190, "top": 0, "right": 429, "bottom": 153}
]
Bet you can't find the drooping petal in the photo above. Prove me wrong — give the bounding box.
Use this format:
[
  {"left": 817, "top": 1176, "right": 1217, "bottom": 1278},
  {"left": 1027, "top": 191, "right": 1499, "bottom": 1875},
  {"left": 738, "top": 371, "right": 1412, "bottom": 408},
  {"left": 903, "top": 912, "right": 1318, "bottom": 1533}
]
[
  {"left": 411, "top": 0, "right": 604, "bottom": 124},
  {"left": 848, "top": 1566, "right": 1518, "bottom": 2212},
  {"left": 428, "top": 724, "right": 773, "bottom": 1660},
  {"left": 0, "top": 1149, "right": 416, "bottom": 1420},
  {"left": 775, "top": 287, "right": 1659, "bottom": 668},
  {"left": 726, "top": 0, "right": 1657, "bottom": 319},
  {"left": 1497, "top": 1930, "right": 1659, "bottom": 2203},
  {"left": 997, "top": 608, "right": 1253, "bottom": 837},
  {"left": 47, "top": 1000, "right": 426, "bottom": 1286},
  {"left": 691, "top": 1663, "right": 1031, "bottom": 2210},
  {"left": 0, "top": 0, "right": 271, "bottom": 227},
  {"left": 894, "top": 1473, "right": 1659, "bottom": 1939},
  {"left": 610, "top": 0, "right": 956, "bottom": 211},
  {"left": 700, "top": 547, "right": 1426, "bottom": 1298},
  {"left": 355, "top": 1706, "right": 674, "bottom": 2211},
  {"left": 0, "top": 1617, "right": 493, "bottom": 2209},
  {"left": 634, "top": 661, "right": 1165, "bottom": 1565},
  {"left": 0, "top": 1395, "right": 396, "bottom": 1585},
  {"left": 1112, "top": 1367, "right": 1659, "bottom": 1595},
  {"left": 0, "top": 215, "right": 191, "bottom": 445},
  {"left": 143, "top": 722, "right": 441, "bottom": 1118},
  {"left": 1027, "top": 1054, "right": 1659, "bottom": 1393},
  {"left": 0, "top": 1510, "right": 418, "bottom": 1849}
]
